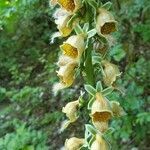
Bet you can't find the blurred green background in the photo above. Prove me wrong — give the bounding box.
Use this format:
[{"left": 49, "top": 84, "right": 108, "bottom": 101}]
[{"left": 0, "top": 0, "right": 149, "bottom": 149}]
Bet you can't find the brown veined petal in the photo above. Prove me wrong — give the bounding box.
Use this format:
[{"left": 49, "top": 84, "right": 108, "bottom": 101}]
[
  {"left": 92, "top": 120, "right": 109, "bottom": 133},
  {"left": 91, "top": 93, "right": 113, "bottom": 122},
  {"left": 96, "top": 8, "right": 117, "bottom": 35}
]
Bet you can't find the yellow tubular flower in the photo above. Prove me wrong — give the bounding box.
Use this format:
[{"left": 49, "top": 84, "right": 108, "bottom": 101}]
[
  {"left": 57, "top": 55, "right": 76, "bottom": 67},
  {"left": 62, "top": 100, "right": 79, "bottom": 122},
  {"left": 96, "top": 8, "right": 117, "bottom": 35},
  {"left": 57, "top": 61, "right": 77, "bottom": 87},
  {"left": 111, "top": 101, "right": 125, "bottom": 117},
  {"left": 60, "top": 35, "right": 85, "bottom": 61},
  {"left": 57, "top": 0, "right": 82, "bottom": 13},
  {"left": 92, "top": 120, "right": 108, "bottom": 133},
  {"left": 91, "top": 93, "right": 112, "bottom": 122},
  {"left": 102, "top": 60, "right": 121, "bottom": 86},
  {"left": 65, "top": 137, "right": 84, "bottom": 150},
  {"left": 91, "top": 134, "right": 108, "bottom": 150},
  {"left": 54, "top": 9, "right": 72, "bottom": 37}
]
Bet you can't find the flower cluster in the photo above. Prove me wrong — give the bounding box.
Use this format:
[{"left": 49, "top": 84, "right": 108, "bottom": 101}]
[{"left": 51, "top": 0, "right": 125, "bottom": 149}]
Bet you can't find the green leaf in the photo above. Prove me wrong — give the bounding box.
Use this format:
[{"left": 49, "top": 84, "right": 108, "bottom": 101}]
[
  {"left": 85, "top": 85, "right": 96, "bottom": 96},
  {"left": 102, "top": 2, "right": 112, "bottom": 10},
  {"left": 87, "top": 29, "right": 97, "bottom": 38}
]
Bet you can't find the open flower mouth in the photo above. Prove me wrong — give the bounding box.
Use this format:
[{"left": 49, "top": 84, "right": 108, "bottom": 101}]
[
  {"left": 61, "top": 43, "right": 78, "bottom": 58},
  {"left": 58, "top": 0, "right": 75, "bottom": 12},
  {"left": 92, "top": 111, "right": 112, "bottom": 122},
  {"left": 101, "top": 22, "right": 116, "bottom": 34}
]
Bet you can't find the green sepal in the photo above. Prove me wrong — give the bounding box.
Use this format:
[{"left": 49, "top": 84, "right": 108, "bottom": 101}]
[
  {"left": 74, "top": 24, "right": 84, "bottom": 34},
  {"left": 67, "top": 13, "right": 79, "bottom": 28},
  {"left": 85, "top": 84, "right": 96, "bottom": 96},
  {"left": 96, "top": 81, "right": 103, "bottom": 92},
  {"left": 102, "top": 86, "right": 114, "bottom": 96},
  {"left": 87, "top": 29, "right": 97, "bottom": 38},
  {"left": 87, "top": 97, "right": 94, "bottom": 110},
  {"left": 104, "top": 127, "right": 115, "bottom": 135},
  {"left": 102, "top": 2, "right": 112, "bottom": 10},
  {"left": 87, "top": 0, "right": 98, "bottom": 9},
  {"left": 83, "top": 23, "right": 89, "bottom": 32},
  {"left": 85, "top": 124, "right": 97, "bottom": 135},
  {"left": 92, "top": 55, "right": 102, "bottom": 64},
  {"left": 86, "top": 0, "right": 97, "bottom": 23},
  {"left": 88, "top": 135, "right": 95, "bottom": 147},
  {"left": 79, "top": 96, "right": 85, "bottom": 107}
]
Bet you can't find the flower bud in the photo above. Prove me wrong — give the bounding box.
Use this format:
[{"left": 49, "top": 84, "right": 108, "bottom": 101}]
[
  {"left": 91, "top": 134, "right": 108, "bottom": 150},
  {"left": 92, "top": 121, "right": 108, "bottom": 133},
  {"left": 110, "top": 101, "right": 125, "bottom": 117},
  {"left": 57, "top": 0, "right": 82, "bottom": 13},
  {"left": 60, "top": 35, "right": 85, "bottom": 61},
  {"left": 91, "top": 93, "right": 112, "bottom": 122},
  {"left": 57, "top": 61, "right": 77, "bottom": 87},
  {"left": 102, "top": 60, "right": 121, "bottom": 86},
  {"left": 65, "top": 137, "right": 84, "bottom": 150},
  {"left": 62, "top": 100, "right": 79, "bottom": 122},
  {"left": 96, "top": 8, "right": 117, "bottom": 35}
]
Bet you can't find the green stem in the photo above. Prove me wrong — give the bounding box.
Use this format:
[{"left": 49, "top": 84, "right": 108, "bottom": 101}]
[{"left": 85, "top": 40, "right": 95, "bottom": 87}]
